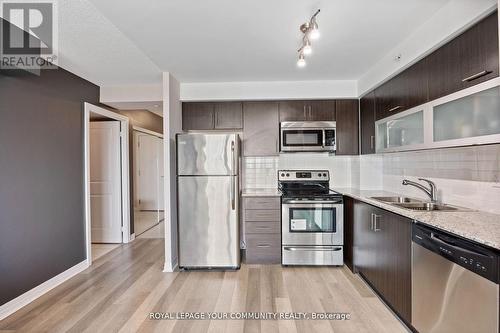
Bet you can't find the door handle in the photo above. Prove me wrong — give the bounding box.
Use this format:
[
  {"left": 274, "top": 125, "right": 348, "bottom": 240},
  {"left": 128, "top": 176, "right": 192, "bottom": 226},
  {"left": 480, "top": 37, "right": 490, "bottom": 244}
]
[
  {"left": 373, "top": 214, "right": 381, "bottom": 232},
  {"left": 462, "top": 70, "right": 491, "bottom": 82},
  {"left": 370, "top": 135, "right": 375, "bottom": 149},
  {"left": 388, "top": 105, "right": 402, "bottom": 112},
  {"left": 283, "top": 246, "right": 342, "bottom": 251},
  {"left": 231, "top": 140, "right": 236, "bottom": 174},
  {"left": 230, "top": 176, "right": 235, "bottom": 211}
]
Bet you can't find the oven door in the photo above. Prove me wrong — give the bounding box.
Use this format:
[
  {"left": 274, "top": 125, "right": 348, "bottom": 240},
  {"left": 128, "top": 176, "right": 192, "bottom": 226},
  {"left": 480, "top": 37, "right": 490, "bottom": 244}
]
[
  {"left": 281, "top": 129, "right": 325, "bottom": 152},
  {"left": 282, "top": 200, "right": 343, "bottom": 246}
]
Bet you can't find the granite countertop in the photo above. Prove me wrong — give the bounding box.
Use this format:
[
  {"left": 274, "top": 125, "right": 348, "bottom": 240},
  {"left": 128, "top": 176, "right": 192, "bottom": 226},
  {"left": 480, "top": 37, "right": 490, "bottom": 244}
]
[
  {"left": 334, "top": 187, "right": 500, "bottom": 250},
  {"left": 241, "top": 188, "right": 282, "bottom": 197}
]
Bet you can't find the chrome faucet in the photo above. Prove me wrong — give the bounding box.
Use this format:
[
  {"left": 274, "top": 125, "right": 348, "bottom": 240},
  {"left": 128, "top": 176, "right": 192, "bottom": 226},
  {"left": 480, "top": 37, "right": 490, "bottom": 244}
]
[{"left": 402, "top": 178, "right": 437, "bottom": 202}]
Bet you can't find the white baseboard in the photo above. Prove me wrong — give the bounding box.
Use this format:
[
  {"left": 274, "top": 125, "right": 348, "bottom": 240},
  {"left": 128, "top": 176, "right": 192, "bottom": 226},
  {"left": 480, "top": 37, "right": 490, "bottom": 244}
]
[
  {"left": 163, "top": 259, "right": 179, "bottom": 272},
  {"left": 0, "top": 260, "right": 89, "bottom": 321},
  {"left": 129, "top": 233, "right": 136, "bottom": 242}
]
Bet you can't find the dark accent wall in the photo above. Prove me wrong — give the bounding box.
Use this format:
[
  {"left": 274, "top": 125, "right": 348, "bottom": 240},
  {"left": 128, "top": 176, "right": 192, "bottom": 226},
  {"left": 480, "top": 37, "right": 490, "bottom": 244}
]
[{"left": 0, "top": 57, "right": 99, "bottom": 304}]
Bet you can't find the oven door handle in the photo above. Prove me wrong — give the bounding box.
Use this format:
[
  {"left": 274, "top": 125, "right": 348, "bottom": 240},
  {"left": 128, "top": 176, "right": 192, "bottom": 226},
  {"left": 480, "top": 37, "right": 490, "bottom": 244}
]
[
  {"left": 284, "top": 200, "right": 342, "bottom": 204},
  {"left": 283, "top": 246, "right": 342, "bottom": 251}
]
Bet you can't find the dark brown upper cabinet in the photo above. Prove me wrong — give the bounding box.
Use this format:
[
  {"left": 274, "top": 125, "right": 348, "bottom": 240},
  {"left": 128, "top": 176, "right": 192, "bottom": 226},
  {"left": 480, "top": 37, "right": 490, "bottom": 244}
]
[
  {"left": 375, "top": 58, "right": 428, "bottom": 121},
  {"left": 405, "top": 58, "right": 429, "bottom": 109},
  {"left": 335, "top": 99, "right": 359, "bottom": 155},
  {"left": 428, "top": 11, "right": 499, "bottom": 100},
  {"left": 182, "top": 102, "right": 243, "bottom": 130},
  {"left": 374, "top": 73, "right": 406, "bottom": 120},
  {"left": 242, "top": 102, "right": 280, "bottom": 156},
  {"left": 214, "top": 102, "right": 243, "bottom": 129},
  {"left": 360, "top": 92, "right": 376, "bottom": 155},
  {"left": 460, "top": 12, "right": 499, "bottom": 88},
  {"left": 279, "top": 100, "right": 335, "bottom": 122},
  {"left": 182, "top": 102, "right": 214, "bottom": 130}
]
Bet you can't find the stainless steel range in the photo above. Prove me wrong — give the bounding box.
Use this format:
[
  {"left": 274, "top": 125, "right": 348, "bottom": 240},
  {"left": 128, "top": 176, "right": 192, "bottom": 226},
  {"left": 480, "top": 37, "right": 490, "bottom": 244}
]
[{"left": 279, "top": 170, "right": 344, "bottom": 266}]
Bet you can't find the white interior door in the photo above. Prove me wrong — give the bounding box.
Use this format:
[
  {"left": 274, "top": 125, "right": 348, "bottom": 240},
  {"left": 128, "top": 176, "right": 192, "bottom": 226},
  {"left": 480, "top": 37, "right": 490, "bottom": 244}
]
[
  {"left": 89, "top": 121, "right": 122, "bottom": 243},
  {"left": 136, "top": 133, "right": 161, "bottom": 211}
]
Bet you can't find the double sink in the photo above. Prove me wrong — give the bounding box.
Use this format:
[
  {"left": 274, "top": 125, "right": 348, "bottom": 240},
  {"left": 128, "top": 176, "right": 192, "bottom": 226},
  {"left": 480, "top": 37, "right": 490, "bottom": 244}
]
[{"left": 371, "top": 196, "right": 466, "bottom": 211}]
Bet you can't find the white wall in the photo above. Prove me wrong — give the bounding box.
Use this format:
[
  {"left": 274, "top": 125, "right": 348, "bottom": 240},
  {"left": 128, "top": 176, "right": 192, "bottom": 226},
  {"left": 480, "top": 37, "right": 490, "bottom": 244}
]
[
  {"left": 180, "top": 80, "right": 357, "bottom": 101},
  {"left": 163, "top": 72, "right": 182, "bottom": 272}
]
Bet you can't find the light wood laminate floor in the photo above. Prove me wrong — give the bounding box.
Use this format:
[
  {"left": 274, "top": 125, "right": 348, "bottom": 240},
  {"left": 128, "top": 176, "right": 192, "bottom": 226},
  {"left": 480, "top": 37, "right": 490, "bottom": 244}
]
[{"left": 0, "top": 239, "right": 407, "bottom": 333}]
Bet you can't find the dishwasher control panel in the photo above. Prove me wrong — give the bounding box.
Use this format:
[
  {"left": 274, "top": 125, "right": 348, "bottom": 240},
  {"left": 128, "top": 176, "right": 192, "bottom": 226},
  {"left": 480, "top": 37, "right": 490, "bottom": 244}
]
[{"left": 412, "top": 223, "right": 498, "bottom": 283}]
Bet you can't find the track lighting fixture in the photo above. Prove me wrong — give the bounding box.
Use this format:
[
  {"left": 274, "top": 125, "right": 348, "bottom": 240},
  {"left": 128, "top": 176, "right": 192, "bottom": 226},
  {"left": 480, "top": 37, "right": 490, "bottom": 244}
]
[
  {"left": 297, "top": 52, "right": 306, "bottom": 67},
  {"left": 297, "top": 9, "right": 320, "bottom": 68}
]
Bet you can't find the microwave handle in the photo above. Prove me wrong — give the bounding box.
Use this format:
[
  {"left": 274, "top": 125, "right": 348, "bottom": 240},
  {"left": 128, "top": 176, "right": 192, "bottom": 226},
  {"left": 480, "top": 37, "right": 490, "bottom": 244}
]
[{"left": 322, "top": 129, "right": 326, "bottom": 148}]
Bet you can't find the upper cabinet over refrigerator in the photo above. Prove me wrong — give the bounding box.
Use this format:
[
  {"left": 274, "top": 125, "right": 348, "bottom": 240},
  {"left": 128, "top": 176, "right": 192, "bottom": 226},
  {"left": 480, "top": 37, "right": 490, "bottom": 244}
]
[{"left": 177, "top": 133, "right": 239, "bottom": 176}]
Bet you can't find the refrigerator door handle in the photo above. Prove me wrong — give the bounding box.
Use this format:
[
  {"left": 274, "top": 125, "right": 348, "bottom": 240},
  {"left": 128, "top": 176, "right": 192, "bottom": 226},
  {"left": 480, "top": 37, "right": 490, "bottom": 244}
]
[
  {"left": 231, "top": 176, "right": 235, "bottom": 210},
  {"left": 231, "top": 140, "right": 236, "bottom": 174}
]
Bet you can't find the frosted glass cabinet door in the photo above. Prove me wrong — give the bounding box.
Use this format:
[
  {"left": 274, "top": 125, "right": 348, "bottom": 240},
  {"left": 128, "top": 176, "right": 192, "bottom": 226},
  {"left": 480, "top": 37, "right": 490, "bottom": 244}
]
[
  {"left": 376, "top": 111, "right": 424, "bottom": 151},
  {"left": 433, "top": 86, "right": 500, "bottom": 141}
]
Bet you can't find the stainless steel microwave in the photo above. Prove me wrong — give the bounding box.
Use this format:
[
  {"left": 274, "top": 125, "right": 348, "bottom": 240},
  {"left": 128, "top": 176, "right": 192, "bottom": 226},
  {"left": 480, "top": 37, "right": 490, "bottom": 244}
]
[{"left": 280, "top": 121, "right": 336, "bottom": 152}]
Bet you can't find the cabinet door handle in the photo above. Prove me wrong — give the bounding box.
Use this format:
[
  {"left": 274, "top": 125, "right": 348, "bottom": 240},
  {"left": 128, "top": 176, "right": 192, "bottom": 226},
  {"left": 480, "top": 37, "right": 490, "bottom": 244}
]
[
  {"left": 388, "top": 105, "right": 402, "bottom": 112},
  {"left": 308, "top": 105, "right": 312, "bottom": 119},
  {"left": 462, "top": 70, "right": 491, "bottom": 82},
  {"left": 257, "top": 244, "right": 271, "bottom": 248},
  {"left": 303, "top": 105, "right": 307, "bottom": 118},
  {"left": 370, "top": 213, "right": 374, "bottom": 231},
  {"left": 255, "top": 226, "right": 271, "bottom": 229},
  {"left": 370, "top": 136, "right": 375, "bottom": 149},
  {"left": 373, "top": 214, "right": 381, "bottom": 232}
]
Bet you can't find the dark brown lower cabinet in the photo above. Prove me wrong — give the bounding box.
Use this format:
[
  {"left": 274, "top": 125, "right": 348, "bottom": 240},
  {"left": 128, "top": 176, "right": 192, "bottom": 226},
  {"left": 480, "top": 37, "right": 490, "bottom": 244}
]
[{"left": 352, "top": 199, "right": 412, "bottom": 324}]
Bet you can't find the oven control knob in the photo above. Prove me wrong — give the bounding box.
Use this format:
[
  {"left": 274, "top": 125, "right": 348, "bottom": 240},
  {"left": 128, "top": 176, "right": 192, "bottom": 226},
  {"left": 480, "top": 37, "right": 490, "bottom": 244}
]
[
  {"left": 323, "top": 173, "right": 327, "bottom": 177},
  {"left": 286, "top": 173, "right": 290, "bottom": 177},
  {"left": 280, "top": 173, "right": 285, "bottom": 177},
  {"left": 318, "top": 173, "right": 322, "bottom": 177}
]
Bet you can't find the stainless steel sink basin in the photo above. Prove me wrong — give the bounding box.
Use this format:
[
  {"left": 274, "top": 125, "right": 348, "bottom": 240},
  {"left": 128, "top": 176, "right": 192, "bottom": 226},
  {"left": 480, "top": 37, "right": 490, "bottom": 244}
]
[
  {"left": 371, "top": 196, "right": 424, "bottom": 204},
  {"left": 371, "top": 196, "right": 470, "bottom": 211},
  {"left": 392, "top": 202, "right": 462, "bottom": 211}
]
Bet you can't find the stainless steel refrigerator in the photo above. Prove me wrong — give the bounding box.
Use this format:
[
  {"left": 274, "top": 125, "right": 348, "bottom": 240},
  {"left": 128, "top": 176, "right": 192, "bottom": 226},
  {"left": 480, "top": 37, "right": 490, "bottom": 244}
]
[{"left": 177, "top": 133, "right": 240, "bottom": 269}]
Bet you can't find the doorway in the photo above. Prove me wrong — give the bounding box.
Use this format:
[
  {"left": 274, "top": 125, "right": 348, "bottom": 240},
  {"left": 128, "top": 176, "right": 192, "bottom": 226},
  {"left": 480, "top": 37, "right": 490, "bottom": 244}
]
[
  {"left": 132, "top": 127, "right": 164, "bottom": 237},
  {"left": 84, "top": 103, "right": 131, "bottom": 264}
]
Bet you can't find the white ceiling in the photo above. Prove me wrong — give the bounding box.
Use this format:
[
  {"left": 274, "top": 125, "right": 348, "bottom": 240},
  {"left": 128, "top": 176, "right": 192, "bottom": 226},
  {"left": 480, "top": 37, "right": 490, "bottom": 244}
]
[
  {"left": 51, "top": 0, "right": 496, "bottom": 92},
  {"left": 85, "top": 0, "right": 451, "bottom": 84}
]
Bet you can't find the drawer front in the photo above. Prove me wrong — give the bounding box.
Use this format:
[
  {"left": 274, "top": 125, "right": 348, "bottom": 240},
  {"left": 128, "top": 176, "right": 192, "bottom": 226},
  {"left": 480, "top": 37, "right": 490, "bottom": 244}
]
[
  {"left": 245, "top": 221, "right": 280, "bottom": 234},
  {"left": 244, "top": 209, "right": 280, "bottom": 222},
  {"left": 245, "top": 234, "right": 281, "bottom": 264},
  {"left": 244, "top": 197, "right": 280, "bottom": 210}
]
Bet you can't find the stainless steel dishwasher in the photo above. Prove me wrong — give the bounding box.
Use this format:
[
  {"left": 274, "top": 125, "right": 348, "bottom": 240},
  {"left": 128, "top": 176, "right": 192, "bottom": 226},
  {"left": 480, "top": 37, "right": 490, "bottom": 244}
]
[{"left": 412, "top": 224, "right": 499, "bottom": 333}]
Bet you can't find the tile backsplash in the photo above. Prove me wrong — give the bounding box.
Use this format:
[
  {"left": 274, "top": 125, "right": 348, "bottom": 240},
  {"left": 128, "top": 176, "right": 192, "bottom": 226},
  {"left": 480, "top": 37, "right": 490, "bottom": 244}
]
[
  {"left": 278, "top": 153, "right": 353, "bottom": 188},
  {"left": 359, "top": 144, "right": 500, "bottom": 214},
  {"left": 242, "top": 156, "right": 279, "bottom": 189},
  {"left": 242, "top": 144, "right": 500, "bottom": 214}
]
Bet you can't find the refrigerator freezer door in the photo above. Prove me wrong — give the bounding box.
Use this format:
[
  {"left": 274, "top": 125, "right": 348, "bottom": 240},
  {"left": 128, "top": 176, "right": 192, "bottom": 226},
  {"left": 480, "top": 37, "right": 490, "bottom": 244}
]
[
  {"left": 178, "top": 175, "right": 240, "bottom": 268},
  {"left": 177, "top": 133, "right": 238, "bottom": 176}
]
